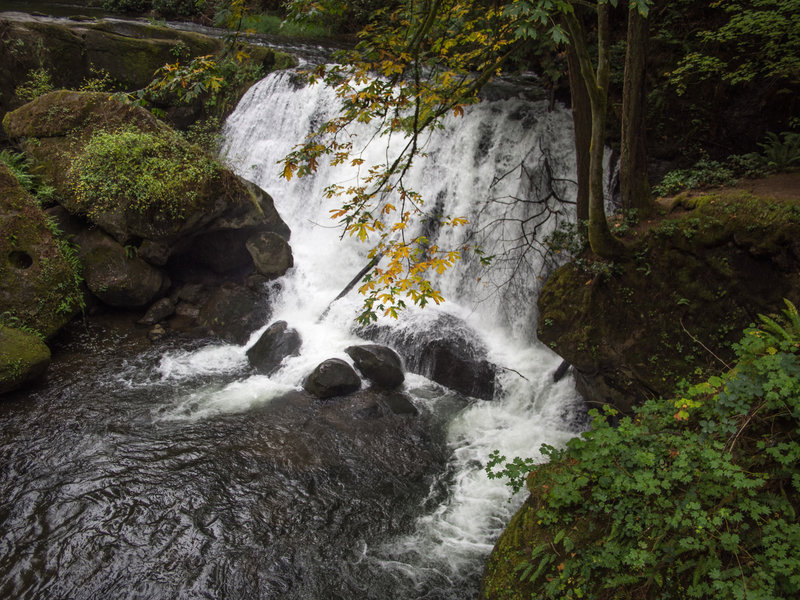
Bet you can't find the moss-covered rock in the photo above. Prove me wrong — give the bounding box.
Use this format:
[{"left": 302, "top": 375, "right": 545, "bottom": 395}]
[
  {"left": 537, "top": 190, "right": 800, "bottom": 412},
  {"left": 0, "top": 325, "right": 51, "bottom": 395},
  {"left": 0, "top": 12, "right": 296, "bottom": 131},
  {"left": 0, "top": 161, "right": 83, "bottom": 339},
  {"left": 3, "top": 90, "right": 290, "bottom": 251}
]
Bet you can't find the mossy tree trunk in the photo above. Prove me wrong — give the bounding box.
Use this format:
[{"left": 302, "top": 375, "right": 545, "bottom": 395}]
[
  {"left": 566, "top": 42, "right": 591, "bottom": 229},
  {"left": 565, "top": 5, "right": 626, "bottom": 259},
  {"left": 620, "top": 6, "right": 653, "bottom": 218}
]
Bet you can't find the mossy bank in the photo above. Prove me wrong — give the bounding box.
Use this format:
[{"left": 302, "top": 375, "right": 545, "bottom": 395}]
[{"left": 537, "top": 187, "right": 800, "bottom": 413}]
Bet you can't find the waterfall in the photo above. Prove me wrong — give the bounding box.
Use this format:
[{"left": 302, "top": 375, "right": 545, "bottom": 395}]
[{"left": 217, "top": 69, "right": 586, "bottom": 594}]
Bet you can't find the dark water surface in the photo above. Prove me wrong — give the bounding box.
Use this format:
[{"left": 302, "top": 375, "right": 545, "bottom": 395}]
[{"left": 0, "top": 318, "right": 456, "bottom": 599}]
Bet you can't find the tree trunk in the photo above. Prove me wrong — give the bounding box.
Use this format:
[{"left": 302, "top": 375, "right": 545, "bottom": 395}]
[
  {"left": 566, "top": 43, "right": 591, "bottom": 227},
  {"left": 620, "top": 6, "right": 653, "bottom": 217},
  {"left": 565, "top": 5, "right": 625, "bottom": 259}
]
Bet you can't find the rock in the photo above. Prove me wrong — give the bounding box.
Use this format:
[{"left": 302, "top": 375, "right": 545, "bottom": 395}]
[
  {"left": 3, "top": 91, "right": 291, "bottom": 257},
  {"left": 361, "top": 314, "right": 496, "bottom": 400},
  {"left": 246, "top": 231, "right": 294, "bottom": 279},
  {"left": 345, "top": 344, "right": 405, "bottom": 389},
  {"left": 423, "top": 339, "right": 496, "bottom": 400},
  {"left": 303, "top": 359, "right": 361, "bottom": 399},
  {"left": 381, "top": 391, "right": 418, "bottom": 415},
  {"left": 246, "top": 321, "right": 302, "bottom": 374},
  {"left": 176, "top": 283, "right": 206, "bottom": 304},
  {"left": 137, "top": 297, "right": 175, "bottom": 326},
  {"left": 0, "top": 325, "right": 51, "bottom": 394},
  {"left": 0, "top": 162, "right": 83, "bottom": 339},
  {"left": 75, "top": 228, "right": 167, "bottom": 309},
  {"left": 148, "top": 324, "right": 166, "bottom": 342},
  {"left": 198, "top": 284, "right": 269, "bottom": 344}
]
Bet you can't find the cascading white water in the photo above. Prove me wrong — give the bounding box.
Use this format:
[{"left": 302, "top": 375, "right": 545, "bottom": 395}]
[{"left": 215, "top": 69, "right": 586, "bottom": 592}]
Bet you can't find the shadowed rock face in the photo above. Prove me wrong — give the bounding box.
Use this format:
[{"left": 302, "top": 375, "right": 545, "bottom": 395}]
[{"left": 304, "top": 359, "right": 361, "bottom": 399}]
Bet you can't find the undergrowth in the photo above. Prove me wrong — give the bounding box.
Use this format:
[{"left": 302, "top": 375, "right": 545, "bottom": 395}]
[
  {"left": 488, "top": 300, "right": 800, "bottom": 599},
  {"left": 69, "top": 127, "right": 220, "bottom": 219}
]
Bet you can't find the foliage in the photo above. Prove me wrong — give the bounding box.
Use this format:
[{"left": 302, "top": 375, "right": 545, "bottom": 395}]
[
  {"left": 78, "top": 65, "right": 119, "bottom": 93},
  {"left": 487, "top": 304, "right": 800, "bottom": 599},
  {"left": 759, "top": 132, "right": 800, "bottom": 171},
  {"left": 178, "top": 115, "right": 223, "bottom": 152},
  {"left": 654, "top": 130, "right": 800, "bottom": 197},
  {"left": 69, "top": 127, "right": 220, "bottom": 219},
  {"left": 14, "top": 67, "right": 55, "bottom": 102},
  {"left": 133, "top": 51, "right": 263, "bottom": 118},
  {"left": 102, "top": 0, "right": 210, "bottom": 17},
  {"left": 0, "top": 150, "right": 56, "bottom": 205},
  {"left": 43, "top": 216, "right": 85, "bottom": 317},
  {"left": 668, "top": 0, "right": 800, "bottom": 93},
  {"left": 281, "top": 0, "right": 529, "bottom": 323}
]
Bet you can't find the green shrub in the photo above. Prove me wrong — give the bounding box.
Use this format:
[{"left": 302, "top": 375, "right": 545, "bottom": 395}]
[
  {"left": 69, "top": 127, "right": 220, "bottom": 219},
  {"left": 488, "top": 301, "right": 800, "bottom": 599},
  {"left": 15, "top": 68, "right": 55, "bottom": 102},
  {"left": 759, "top": 132, "right": 800, "bottom": 171}
]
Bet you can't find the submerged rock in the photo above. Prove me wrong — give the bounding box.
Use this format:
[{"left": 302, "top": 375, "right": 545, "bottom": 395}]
[
  {"left": 304, "top": 359, "right": 361, "bottom": 399},
  {"left": 345, "top": 344, "right": 405, "bottom": 389},
  {"left": 0, "top": 325, "right": 51, "bottom": 395},
  {"left": 247, "top": 321, "right": 302, "bottom": 374}
]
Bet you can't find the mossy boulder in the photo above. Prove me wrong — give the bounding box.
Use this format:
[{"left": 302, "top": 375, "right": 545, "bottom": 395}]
[
  {"left": 0, "top": 325, "right": 51, "bottom": 395},
  {"left": 537, "top": 191, "right": 800, "bottom": 412},
  {"left": 3, "top": 90, "right": 290, "bottom": 263},
  {"left": 0, "top": 161, "right": 83, "bottom": 339}
]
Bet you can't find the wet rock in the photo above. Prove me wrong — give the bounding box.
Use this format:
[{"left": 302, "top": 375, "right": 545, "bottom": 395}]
[
  {"left": 345, "top": 344, "right": 404, "bottom": 389},
  {"left": 423, "top": 339, "right": 496, "bottom": 401},
  {"left": 198, "top": 283, "right": 268, "bottom": 344},
  {"left": 304, "top": 358, "right": 361, "bottom": 399},
  {"left": 246, "top": 320, "right": 302, "bottom": 374},
  {"left": 75, "top": 228, "right": 167, "bottom": 309},
  {"left": 137, "top": 297, "right": 175, "bottom": 326},
  {"left": 246, "top": 231, "right": 294, "bottom": 279},
  {"left": 361, "top": 314, "right": 497, "bottom": 400},
  {"left": 148, "top": 324, "right": 166, "bottom": 342},
  {"left": 0, "top": 325, "right": 51, "bottom": 394},
  {"left": 381, "top": 391, "right": 418, "bottom": 415}
]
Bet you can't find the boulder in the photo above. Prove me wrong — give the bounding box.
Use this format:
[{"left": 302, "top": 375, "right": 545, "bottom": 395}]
[
  {"left": 75, "top": 228, "right": 167, "bottom": 309},
  {"left": 303, "top": 358, "right": 361, "bottom": 399},
  {"left": 3, "top": 90, "right": 291, "bottom": 261},
  {"left": 198, "top": 283, "right": 270, "bottom": 345},
  {"left": 345, "top": 344, "right": 405, "bottom": 389},
  {"left": 0, "top": 14, "right": 294, "bottom": 126},
  {"left": 137, "top": 297, "right": 175, "bottom": 326},
  {"left": 0, "top": 162, "right": 82, "bottom": 339},
  {"left": 422, "top": 339, "right": 496, "bottom": 401},
  {"left": 246, "top": 231, "right": 294, "bottom": 279},
  {"left": 246, "top": 321, "right": 302, "bottom": 373},
  {"left": 361, "top": 314, "right": 497, "bottom": 400},
  {"left": 0, "top": 325, "right": 51, "bottom": 394}
]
